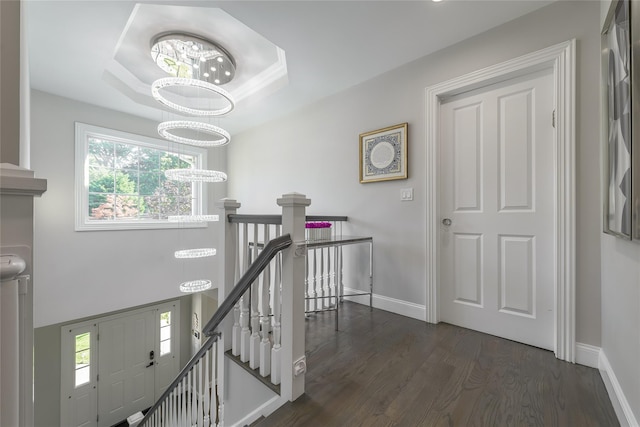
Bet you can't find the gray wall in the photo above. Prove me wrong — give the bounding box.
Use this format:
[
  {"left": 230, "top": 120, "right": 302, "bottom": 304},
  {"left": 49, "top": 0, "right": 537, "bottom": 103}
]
[
  {"left": 34, "top": 297, "right": 192, "bottom": 427},
  {"left": 0, "top": 0, "right": 20, "bottom": 164},
  {"left": 30, "top": 90, "right": 226, "bottom": 327},
  {"left": 229, "top": 1, "right": 602, "bottom": 345}
]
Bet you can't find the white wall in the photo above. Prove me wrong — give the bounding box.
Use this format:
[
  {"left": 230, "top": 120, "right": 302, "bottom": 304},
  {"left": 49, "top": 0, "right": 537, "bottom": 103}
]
[
  {"left": 30, "top": 90, "right": 227, "bottom": 327},
  {"left": 599, "top": 0, "right": 640, "bottom": 423},
  {"left": 229, "top": 1, "right": 603, "bottom": 345}
]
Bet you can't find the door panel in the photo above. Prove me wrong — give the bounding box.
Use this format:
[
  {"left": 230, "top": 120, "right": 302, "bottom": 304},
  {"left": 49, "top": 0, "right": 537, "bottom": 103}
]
[
  {"left": 453, "top": 233, "right": 483, "bottom": 307},
  {"left": 499, "top": 89, "right": 534, "bottom": 211},
  {"left": 98, "top": 310, "right": 155, "bottom": 427},
  {"left": 439, "top": 68, "right": 554, "bottom": 350},
  {"left": 453, "top": 103, "right": 482, "bottom": 212},
  {"left": 498, "top": 234, "right": 535, "bottom": 317}
]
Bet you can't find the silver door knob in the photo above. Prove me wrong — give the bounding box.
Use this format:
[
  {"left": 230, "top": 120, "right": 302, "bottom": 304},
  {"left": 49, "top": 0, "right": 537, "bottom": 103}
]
[{"left": 442, "top": 218, "right": 452, "bottom": 226}]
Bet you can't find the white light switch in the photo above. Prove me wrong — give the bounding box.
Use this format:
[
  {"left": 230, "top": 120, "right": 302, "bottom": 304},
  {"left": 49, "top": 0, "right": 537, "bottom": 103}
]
[{"left": 401, "top": 188, "right": 413, "bottom": 201}]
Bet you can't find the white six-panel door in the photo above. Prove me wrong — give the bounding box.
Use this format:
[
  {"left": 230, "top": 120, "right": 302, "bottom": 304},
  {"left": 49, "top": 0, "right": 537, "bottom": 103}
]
[
  {"left": 439, "top": 68, "right": 555, "bottom": 350},
  {"left": 97, "top": 310, "right": 156, "bottom": 427}
]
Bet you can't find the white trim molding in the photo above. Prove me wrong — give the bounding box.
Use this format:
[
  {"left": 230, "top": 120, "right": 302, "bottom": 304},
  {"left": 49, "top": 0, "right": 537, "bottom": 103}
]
[
  {"left": 599, "top": 350, "right": 639, "bottom": 427},
  {"left": 424, "top": 40, "right": 576, "bottom": 362},
  {"left": 575, "top": 342, "right": 601, "bottom": 369},
  {"left": 342, "top": 288, "right": 427, "bottom": 321},
  {"left": 74, "top": 122, "right": 208, "bottom": 231}
]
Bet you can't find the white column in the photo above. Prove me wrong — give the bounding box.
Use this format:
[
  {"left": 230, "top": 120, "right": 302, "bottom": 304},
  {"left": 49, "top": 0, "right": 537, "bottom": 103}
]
[
  {"left": 277, "top": 192, "right": 310, "bottom": 401},
  {"left": 1, "top": 254, "right": 25, "bottom": 427}
]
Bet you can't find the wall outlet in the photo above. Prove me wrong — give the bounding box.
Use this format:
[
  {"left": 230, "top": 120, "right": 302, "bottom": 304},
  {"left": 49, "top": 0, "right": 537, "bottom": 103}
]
[
  {"left": 400, "top": 188, "right": 413, "bottom": 201},
  {"left": 293, "top": 356, "right": 307, "bottom": 376}
]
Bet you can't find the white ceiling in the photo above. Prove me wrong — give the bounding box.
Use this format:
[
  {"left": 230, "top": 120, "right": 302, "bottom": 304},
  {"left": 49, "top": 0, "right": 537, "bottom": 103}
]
[{"left": 25, "top": 0, "right": 553, "bottom": 135}]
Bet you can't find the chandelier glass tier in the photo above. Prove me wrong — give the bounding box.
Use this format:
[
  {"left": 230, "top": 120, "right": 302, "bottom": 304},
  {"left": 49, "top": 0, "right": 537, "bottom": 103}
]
[
  {"left": 165, "top": 168, "right": 227, "bottom": 182},
  {"left": 179, "top": 279, "right": 213, "bottom": 293},
  {"left": 168, "top": 214, "right": 219, "bottom": 223},
  {"left": 158, "top": 121, "right": 230, "bottom": 147},
  {"left": 174, "top": 248, "right": 217, "bottom": 259},
  {"left": 152, "top": 77, "right": 235, "bottom": 116}
]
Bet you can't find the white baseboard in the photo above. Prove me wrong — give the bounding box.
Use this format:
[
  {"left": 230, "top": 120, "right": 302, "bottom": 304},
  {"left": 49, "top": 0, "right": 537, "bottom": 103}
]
[
  {"left": 229, "top": 395, "right": 286, "bottom": 427},
  {"left": 599, "top": 350, "right": 638, "bottom": 427},
  {"left": 342, "top": 287, "right": 426, "bottom": 321},
  {"left": 575, "top": 342, "right": 600, "bottom": 368}
]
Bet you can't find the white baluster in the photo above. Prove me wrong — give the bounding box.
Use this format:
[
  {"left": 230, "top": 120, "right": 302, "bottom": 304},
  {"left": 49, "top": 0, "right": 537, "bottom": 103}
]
[
  {"left": 203, "top": 346, "right": 211, "bottom": 427},
  {"left": 250, "top": 224, "right": 261, "bottom": 369},
  {"left": 213, "top": 342, "right": 220, "bottom": 427},
  {"left": 331, "top": 246, "right": 340, "bottom": 310},
  {"left": 311, "top": 248, "right": 319, "bottom": 312},
  {"left": 188, "top": 370, "right": 194, "bottom": 427},
  {"left": 169, "top": 390, "right": 173, "bottom": 426},
  {"left": 198, "top": 360, "right": 203, "bottom": 426},
  {"left": 304, "top": 251, "right": 311, "bottom": 314},
  {"left": 321, "top": 247, "right": 328, "bottom": 309},
  {"left": 240, "top": 223, "right": 251, "bottom": 362},
  {"left": 260, "top": 225, "right": 272, "bottom": 377},
  {"left": 314, "top": 248, "right": 324, "bottom": 311},
  {"left": 271, "top": 251, "right": 282, "bottom": 385},
  {"left": 182, "top": 377, "right": 188, "bottom": 427},
  {"left": 339, "top": 245, "right": 344, "bottom": 304},
  {"left": 232, "top": 222, "right": 241, "bottom": 356},
  {"left": 322, "top": 248, "right": 333, "bottom": 308},
  {"left": 327, "top": 246, "right": 335, "bottom": 309}
]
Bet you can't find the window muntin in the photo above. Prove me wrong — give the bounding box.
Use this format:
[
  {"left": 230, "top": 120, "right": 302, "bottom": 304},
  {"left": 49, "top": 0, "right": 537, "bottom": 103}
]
[
  {"left": 75, "top": 123, "right": 207, "bottom": 231},
  {"left": 74, "top": 332, "right": 91, "bottom": 387}
]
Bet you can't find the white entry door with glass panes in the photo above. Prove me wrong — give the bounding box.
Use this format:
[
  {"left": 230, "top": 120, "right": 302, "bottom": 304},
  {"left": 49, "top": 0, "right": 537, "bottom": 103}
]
[{"left": 60, "top": 302, "right": 180, "bottom": 427}]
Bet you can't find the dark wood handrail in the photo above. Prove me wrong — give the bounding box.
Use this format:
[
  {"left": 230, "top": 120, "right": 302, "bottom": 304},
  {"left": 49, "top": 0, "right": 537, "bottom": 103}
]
[
  {"left": 203, "top": 233, "right": 292, "bottom": 336},
  {"left": 140, "top": 233, "right": 293, "bottom": 426}
]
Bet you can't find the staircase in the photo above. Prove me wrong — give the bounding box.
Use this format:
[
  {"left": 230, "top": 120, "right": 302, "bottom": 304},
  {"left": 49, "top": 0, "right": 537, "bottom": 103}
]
[{"left": 138, "top": 193, "right": 312, "bottom": 427}]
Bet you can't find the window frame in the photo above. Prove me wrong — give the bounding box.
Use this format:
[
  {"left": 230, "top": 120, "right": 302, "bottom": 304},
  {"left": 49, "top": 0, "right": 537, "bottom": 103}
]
[
  {"left": 75, "top": 122, "right": 208, "bottom": 231},
  {"left": 60, "top": 323, "right": 97, "bottom": 427}
]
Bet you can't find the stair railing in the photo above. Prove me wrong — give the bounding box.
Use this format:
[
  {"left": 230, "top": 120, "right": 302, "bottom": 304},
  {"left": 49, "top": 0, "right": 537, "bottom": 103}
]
[
  {"left": 217, "top": 193, "right": 312, "bottom": 405},
  {"left": 139, "top": 192, "right": 312, "bottom": 426},
  {"left": 139, "top": 234, "right": 293, "bottom": 427}
]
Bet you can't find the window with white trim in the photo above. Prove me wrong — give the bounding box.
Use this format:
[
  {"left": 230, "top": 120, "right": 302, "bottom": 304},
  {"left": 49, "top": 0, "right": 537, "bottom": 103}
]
[
  {"left": 160, "top": 310, "right": 172, "bottom": 356},
  {"left": 74, "top": 332, "right": 91, "bottom": 387},
  {"left": 75, "top": 122, "right": 207, "bottom": 231}
]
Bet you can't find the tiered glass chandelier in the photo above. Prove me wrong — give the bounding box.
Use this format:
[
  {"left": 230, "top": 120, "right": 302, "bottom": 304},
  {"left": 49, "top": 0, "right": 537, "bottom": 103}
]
[{"left": 150, "top": 33, "right": 236, "bottom": 293}]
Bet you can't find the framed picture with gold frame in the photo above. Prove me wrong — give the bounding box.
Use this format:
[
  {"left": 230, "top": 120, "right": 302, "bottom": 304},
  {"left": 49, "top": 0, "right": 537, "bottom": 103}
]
[{"left": 359, "top": 123, "right": 408, "bottom": 183}]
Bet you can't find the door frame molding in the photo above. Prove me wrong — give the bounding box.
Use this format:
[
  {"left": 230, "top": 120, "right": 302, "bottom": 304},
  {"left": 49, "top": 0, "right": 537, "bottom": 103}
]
[
  {"left": 60, "top": 299, "right": 181, "bottom": 427},
  {"left": 425, "top": 40, "right": 576, "bottom": 362}
]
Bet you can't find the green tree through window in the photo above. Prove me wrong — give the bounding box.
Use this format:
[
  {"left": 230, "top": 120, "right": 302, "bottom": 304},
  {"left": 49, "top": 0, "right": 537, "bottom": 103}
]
[{"left": 87, "top": 137, "right": 195, "bottom": 221}]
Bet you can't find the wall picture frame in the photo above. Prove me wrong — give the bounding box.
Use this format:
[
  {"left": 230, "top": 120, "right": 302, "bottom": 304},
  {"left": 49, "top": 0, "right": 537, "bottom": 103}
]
[
  {"left": 359, "top": 123, "right": 408, "bottom": 183},
  {"left": 603, "top": 0, "right": 640, "bottom": 239}
]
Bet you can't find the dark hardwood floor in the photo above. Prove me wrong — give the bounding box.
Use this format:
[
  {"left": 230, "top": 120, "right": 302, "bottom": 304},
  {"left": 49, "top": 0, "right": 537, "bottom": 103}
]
[{"left": 254, "top": 302, "right": 618, "bottom": 427}]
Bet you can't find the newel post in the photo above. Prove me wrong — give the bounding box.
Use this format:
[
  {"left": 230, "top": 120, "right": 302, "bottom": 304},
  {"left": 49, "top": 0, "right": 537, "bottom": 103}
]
[
  {"left": 277, "top": 192, "right": 310, "bottom": 401},
  {"left": 215, "top": 198, "right": 240, "bottom": 424},
  {"left": 216, "top": 198, "right": 241, "bottom": 346}
]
